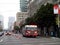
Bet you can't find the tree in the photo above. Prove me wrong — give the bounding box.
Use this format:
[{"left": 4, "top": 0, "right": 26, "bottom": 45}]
[
  {"left": 33, "top": 3, "right": 57, "bottom": 27},
  {"left": 14, "top": 26, "right": 20, "bottom": 32},
  {"left": 25, "top": 17, "right": 32, "bottom": 25},
  {"left": 25, "top": 17, "right": 36, "bottom": 25}
]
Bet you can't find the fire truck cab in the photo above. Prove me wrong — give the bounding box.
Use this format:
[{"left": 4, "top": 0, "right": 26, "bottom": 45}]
[{"left": 22, "top": 25, "right": 38, "bottom": 37}]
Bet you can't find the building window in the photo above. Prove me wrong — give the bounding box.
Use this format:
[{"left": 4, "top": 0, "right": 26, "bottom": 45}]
[
  {"left": 53, "top": 0, "right": 58, "bottom": 2},
  {"left": 22, "top": 16, "right": 23, "bottom": 17}
]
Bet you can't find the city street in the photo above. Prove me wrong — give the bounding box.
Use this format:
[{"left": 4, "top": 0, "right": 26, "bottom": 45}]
[
  {"left": 0, "top": 0, "right": 60, "bottom": 45},
  {"left": 0, "top": 33, "right": 60, "bottom": 45}
]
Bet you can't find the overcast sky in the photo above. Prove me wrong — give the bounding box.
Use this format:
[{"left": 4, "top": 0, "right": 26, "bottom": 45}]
[{"left": 0, "top": 0, "right": 20, "bottom": 29}]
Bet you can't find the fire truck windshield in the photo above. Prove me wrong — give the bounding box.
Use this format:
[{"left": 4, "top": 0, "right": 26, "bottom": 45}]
[{"left": 25, "top": 27, "right": 37, "bottom": 30}]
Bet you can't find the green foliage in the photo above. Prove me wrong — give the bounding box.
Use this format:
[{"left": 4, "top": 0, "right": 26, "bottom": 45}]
[
  {"left": 25, "top": 17, "right": 36, "bottom": 25},
  {"left": 25, "top": 17, "right": 32, "bottom": 24},
  {"left": 14, "top": 26, "right": 20, "bottom": 30}
]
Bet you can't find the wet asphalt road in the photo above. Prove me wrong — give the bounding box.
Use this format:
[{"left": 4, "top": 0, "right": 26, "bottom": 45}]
[{"left": 0, "top": 33, "right": 60, "bottom": 45}]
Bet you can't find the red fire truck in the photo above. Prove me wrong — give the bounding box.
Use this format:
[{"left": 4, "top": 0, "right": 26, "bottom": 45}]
[{"left": 22, "top": 25, "right": 38, "bottom": 37}]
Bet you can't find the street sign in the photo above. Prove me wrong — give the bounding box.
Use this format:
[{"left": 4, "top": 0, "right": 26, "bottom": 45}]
[
  {"left": 53, "top": 4, "right": 58, "bottom": 14},
  {"left": 53, "top": 4, "right": 60, "bottom": 14}
]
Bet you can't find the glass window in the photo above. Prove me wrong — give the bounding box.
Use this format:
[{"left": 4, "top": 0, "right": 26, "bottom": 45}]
[
  {"left": 26, "top": 27, "right": 37, "bottom": 30},
  {"left": 53, "top": 0, "right": 58, "bottom": 2}
]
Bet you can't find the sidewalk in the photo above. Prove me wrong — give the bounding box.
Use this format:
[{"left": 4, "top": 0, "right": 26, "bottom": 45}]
[
  {"left": 36, "top": 35, "right": 60, "bottom": 39},
  {"left": 50, "top": 37, "right": 60, "bottom": 39}
]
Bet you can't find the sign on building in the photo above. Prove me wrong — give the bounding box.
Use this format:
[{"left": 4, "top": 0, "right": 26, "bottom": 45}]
[
  {"left": 53, "top": 4, "right": 58, "bottom": 14},
  {"left": 53, "top": 4, "right": 60, "bottom": 14}
]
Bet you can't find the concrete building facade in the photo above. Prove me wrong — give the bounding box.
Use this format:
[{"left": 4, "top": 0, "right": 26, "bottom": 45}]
[
  {"left": 16, "top": 12, "right": 28, "bottom": 26},
  {"left": 27, "top": 0, "right": 60, "bottom": 17}
]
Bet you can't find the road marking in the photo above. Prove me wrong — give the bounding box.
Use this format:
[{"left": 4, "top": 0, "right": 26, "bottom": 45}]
[
  {"left": 16, "top": 35, "right": 21, "bottom": 39},
  {"left": 0, "top": 39, "right": 3, "bottom": 42}
]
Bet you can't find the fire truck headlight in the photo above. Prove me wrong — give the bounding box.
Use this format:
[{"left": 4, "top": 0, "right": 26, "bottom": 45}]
[
  {"left": 34, "top": 31, "right": 37, "bottom": 33},
  {"left": 27, "top": 31, "right": 31, "bottom": 33},
  {"left": 28, "top": 31, "right": 30, "bottom": 33}
]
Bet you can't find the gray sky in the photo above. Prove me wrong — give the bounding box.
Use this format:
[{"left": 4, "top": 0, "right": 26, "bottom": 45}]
[{"left": 0, "top": 0, "right": 20, "bottom": 29}]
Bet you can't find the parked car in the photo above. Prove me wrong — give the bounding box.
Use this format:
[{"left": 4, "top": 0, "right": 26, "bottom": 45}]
[
  {"left": 5, "top": 32, "right": 11, "bottom": 36},
  {"left": 0, "top": 32, "right": 4, "bottom": 36}
]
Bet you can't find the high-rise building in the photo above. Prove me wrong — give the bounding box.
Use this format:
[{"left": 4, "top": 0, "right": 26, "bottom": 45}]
[
  {"left": 8, "top": 17, "right": 15, "bottom": 30},
  {"left": 20, "top": 0, "right": 28, "bottom": 12},
  {"left": 0, "top": 15, "right": 4, "bottom": 30},
  {"left": 27, "top": 0, "right": 48, "bottom": 17}
]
